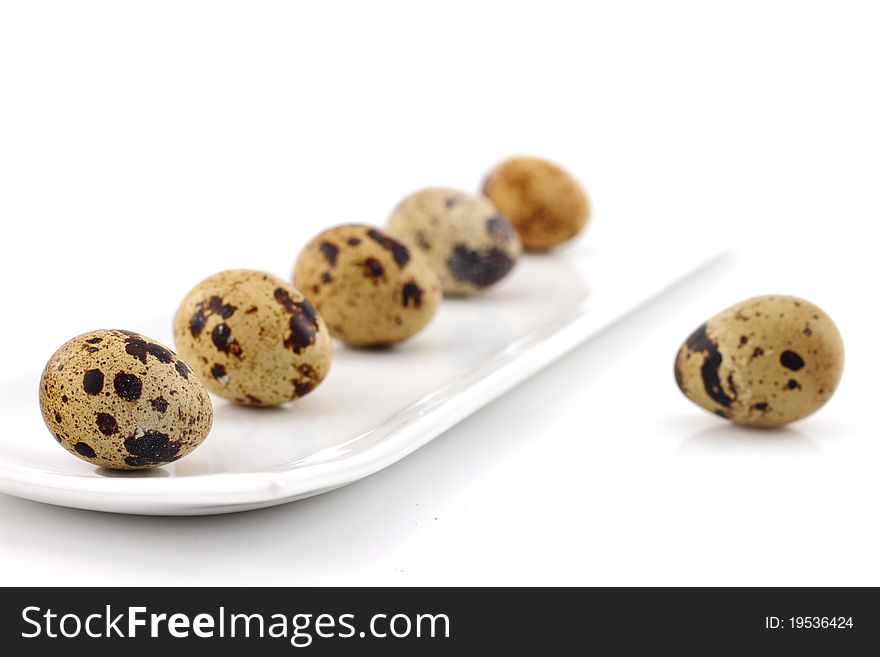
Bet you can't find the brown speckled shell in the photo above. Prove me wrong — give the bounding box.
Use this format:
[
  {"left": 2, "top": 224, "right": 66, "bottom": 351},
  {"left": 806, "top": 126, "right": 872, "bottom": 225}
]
[
  {"left": 173, "top": 269, "right": 332, "bottom": 407},
  {"left": 293, "top": 224, "right": 441, "bottom": 347},
  {"left": 675, "top": 295, "right": 844, "bottom": 428},
  {"left": 38, "top": 329, "right": 213, "bottom": 470},
  {"left": 482, "top": 156, "right": 590, "bottom": 251},
  {"left": 387, "top": 187, "right": 522, "bottom": 296}
]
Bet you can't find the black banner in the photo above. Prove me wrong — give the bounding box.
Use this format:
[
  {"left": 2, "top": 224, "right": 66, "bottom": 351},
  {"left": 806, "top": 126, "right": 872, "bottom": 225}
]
[{"left": 1, "top": 587, "right": 876, "bottom": 654}]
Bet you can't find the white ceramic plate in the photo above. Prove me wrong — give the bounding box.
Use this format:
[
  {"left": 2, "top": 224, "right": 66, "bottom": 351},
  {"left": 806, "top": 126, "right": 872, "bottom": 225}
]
[{"left": 0, "top": 241, "right": 721, "bottom": 515}]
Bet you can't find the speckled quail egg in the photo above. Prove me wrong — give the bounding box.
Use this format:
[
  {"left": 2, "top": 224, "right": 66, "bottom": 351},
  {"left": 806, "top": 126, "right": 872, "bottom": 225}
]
[
  {"left": 675, "top": 295, "right": 844, "bottom": 428},
  {"left": 387, "top": 187, "right": 522, "bottom": 296},
  {"left": 293, "top": 224, "right": 441, "bottom": 347},
  {"left": 39, "top": 329, "right": 212, "bottom": 470},
  {"left": 482, "top": 156, "right": 590, "bottom": 251},
  {"left": 173, "top": 269, "right": 332, "bottom": 407}
]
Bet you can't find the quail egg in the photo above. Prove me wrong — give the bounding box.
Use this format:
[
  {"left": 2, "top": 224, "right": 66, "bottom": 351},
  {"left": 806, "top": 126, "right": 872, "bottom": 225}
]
[
  {"left": 173, "top": 269, "right": 332, "bottom": 407},
  {"left": 675, "top": 295, "right": 844, "bottom": 427},
  {"left": 387, "top": 187, "right": 522, "bottom": 296},
  {"left": 482, "top": 156, "right": 590, "bottom": 251},
  {"left": 293, "top": 224, "right": 441, "bottom": 347},
  {"left": 39, "top": 329, "right": 212, "bottom": 469}
]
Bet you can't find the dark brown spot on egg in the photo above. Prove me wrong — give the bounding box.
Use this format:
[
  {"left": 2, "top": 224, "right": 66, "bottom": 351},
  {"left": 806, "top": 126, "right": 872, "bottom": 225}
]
[
  {"left": 274, "top": 288, "right": 320, "bottom": 353},
  {"left": 685, "top": 324, "right": 735, "bottom": 408},
  {"left": 175, "top": 360, "right": 190, "bottom": 379},
  {"left": 751, "top": 347, "right": 764, "bottom": 360},
  {"left": 211, "top": 323, "right": 242, "bottom": 357},
  {"left": 73, "top": 442, "right": 96, "bottom": 458},
  {"left": 366, "top": 229, "right": 410, "bottom": 267},
  {"left": 448, "top": 245, "right": 515, "bottom": 288},
  {"left": 210, "top": 363, "right": 227, "bottom": 381},
  {"left": 273, "top": 287, "right": 298, "bottom": 313},
  {"left": 739, "top": 335, "right": 748, "bottom": 346},
  {"left": 402, "top": 282, "right": 424, "bottom": 308},
  {"left": 150, "top": 397, "right": 168, "bottom": 413},
  {"left": 124, "top": 335, "right": 174, "bottom": 364},
  {"left": 95, "top": 412, "right": 119, "bottom": 435},
  {"left": 54, "top": 412, "right": 61, "bottom": 423},
  {"left": 123, "top": 430, "right": 181, "bottom": 467},
  {"left": 85, "top": 337, "right": 103, "bottom": 344},
  {"left": 190, "top": 296, "right": 236, "bottom": 337},
  {"left": 245, "top": 394, "right": 262, "bottom": 405},
  {"left": 780, "top": 350, "right": 805, "bottom": 371},
  {"left": 291, "top": 362, "right": 320, "bottom": 398},
  {"left": 113, "top": 373, "right": 142, "bottom": 401},
  {"left": 786, "top": 379, "right": 802, "bottom": 390},
  {"left": 362, "top": 257, "right": 385, "bottom": 279},
  {"left": 320, "top": 272, "right": 333, "bottom": 284},
  {"left": 347, "top": 237, "right": 361, "bottom": 246},
  {"left": 82, "top": 369, "right": 104, "bottom": 395},
  {"left": 208, "top": 296, "right": 236, "bottom": 318},
  {"left": 319, "top": 241, "right": 339, "bottom": 266},
  {"left": 753, "top": 402, "right": 769, "bottom": 411},
  {"left": 190, "top": 311, "right": 207, "bottom": 338},
  {"left": 61, "top": 395, "right": 68, "bottom": 403},
  {"left": 287, "top": 308, "right": 319, "bottom": 353},
  {"left": 445, "top": 196, "right": 458, "bottom": 208},
  {"left": 293, "top": 379, "right": 316, "bottom": 398}
]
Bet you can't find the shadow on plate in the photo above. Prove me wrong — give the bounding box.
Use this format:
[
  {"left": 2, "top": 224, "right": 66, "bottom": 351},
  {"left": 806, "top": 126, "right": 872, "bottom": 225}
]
[{"left": 94, "top": 466, "right": 170, "bottom": 478}]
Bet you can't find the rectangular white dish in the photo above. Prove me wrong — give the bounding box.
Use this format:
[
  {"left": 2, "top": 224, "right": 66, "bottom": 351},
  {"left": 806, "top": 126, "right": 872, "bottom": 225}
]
[{"left": 0, "top": 241, "right": 720, "bottom": 515}]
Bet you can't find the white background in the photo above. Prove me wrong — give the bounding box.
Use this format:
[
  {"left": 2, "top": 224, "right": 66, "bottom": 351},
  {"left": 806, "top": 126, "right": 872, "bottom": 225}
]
[{"left": 1, "top": 1, "right": 878, "bottom": 585}]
